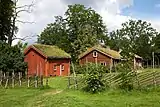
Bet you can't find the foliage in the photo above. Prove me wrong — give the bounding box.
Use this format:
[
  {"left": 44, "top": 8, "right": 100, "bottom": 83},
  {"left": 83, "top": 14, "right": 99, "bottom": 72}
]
[
  {"left": 115, "top": 61, "right": 134, "bottom": 91},
  {"left": 16, "top": 41, "right": 28, "bottom": 52},
  {"left": 108, "top": 20, "right": 158, "bottom": 60},
  {"left": 0, "top": 0, "right": 14, "bottom": 42},
  {"left": 83, "top": 63, "right": 108, "bottom": 93},
  {"left": 38, "top": 4, "right": 107, "bottom": 63},
  {"left": 0, "top": 42, "right": 27, "bottom": 73}
]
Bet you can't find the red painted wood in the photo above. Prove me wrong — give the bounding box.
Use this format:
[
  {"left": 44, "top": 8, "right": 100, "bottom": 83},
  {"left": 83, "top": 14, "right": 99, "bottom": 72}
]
[
  {"left": 24, "top": 48, "right": 70, "bottom": 77},
  {"left": 80, "top": 50, "right": 115, "bottom": 66}
]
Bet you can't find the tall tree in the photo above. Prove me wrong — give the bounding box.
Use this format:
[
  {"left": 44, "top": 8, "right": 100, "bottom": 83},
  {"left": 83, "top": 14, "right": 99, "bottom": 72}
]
[
  {"left": 0, "top": 0, "right": 14, "bottom": 42},
  {"left": 0, "top": 0, "right": 35, "bottom": 45},
  {"left": 38, "top": 4, "right": 107, "bottom": 63},
  {"left": 108, "top": 20, "right": 157, "bottom": 60}
]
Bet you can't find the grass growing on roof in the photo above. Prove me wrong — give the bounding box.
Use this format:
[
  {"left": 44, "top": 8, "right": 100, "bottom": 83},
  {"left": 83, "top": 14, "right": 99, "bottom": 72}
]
[
  {"left": 33, "top": 44, "right": 71, "bottom": 59},
  {"left": 79, "top": 45, "right": 121, "bottom": 59}
]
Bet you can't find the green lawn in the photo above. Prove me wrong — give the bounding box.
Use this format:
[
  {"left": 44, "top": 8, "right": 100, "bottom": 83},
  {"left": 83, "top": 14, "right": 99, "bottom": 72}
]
[{"left": 1, "top": 77, "right": 160, "bottom": 107}]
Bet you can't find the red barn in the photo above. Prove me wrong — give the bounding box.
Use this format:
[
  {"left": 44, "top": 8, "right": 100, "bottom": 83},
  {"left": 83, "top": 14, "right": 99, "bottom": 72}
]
[
  {"left": 24, "top": 44, "right": 71, "bottom": 77},
  {"left": 79, "top": 45, "right": 121, "bottom": 68}
]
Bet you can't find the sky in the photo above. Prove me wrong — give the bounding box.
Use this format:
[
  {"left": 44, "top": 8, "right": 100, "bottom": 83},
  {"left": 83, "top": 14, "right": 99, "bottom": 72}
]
[{"left": 14, "top": 0, "right": 160, "bottom": 45}]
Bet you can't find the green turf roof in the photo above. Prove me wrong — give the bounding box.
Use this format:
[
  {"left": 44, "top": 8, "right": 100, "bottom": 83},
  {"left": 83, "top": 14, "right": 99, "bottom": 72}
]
[
  {"left": 33, "top": 44, "right": 71, "bottom": 59},
  {"left": 79, "top": 45, "right": 121, "bottom": 59}
]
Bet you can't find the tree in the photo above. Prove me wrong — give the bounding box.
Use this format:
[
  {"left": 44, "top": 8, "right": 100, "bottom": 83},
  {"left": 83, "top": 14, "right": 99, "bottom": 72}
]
[
  {"left": 0, "top": 0, "right": 14, "bottom": 42},
  {"left": 38, "top": 4, "right": 107, "bottom": 63},
  {"left": 108, "top": 20, "right": 157, "bottom": 60},
  {"left": 0, "top": 0, "right": 35, "bottom": 46},
  {"left": 0, "top": 41, "right": 27, "bottom": 73}
]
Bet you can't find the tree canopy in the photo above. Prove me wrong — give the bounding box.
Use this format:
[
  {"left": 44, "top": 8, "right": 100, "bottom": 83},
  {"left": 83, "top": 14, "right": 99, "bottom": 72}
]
[
  {"left": 0, "top": 0, "right": 14, "bottom": 42},
  {"left": 38, "top": 4, "right": 107, "bottom": 63},
  {"left": 108, "top": 20, "right": 158, "bottom": 60},
  {"left": 0, "top": 42, "right": 27, "bottom": 73}
]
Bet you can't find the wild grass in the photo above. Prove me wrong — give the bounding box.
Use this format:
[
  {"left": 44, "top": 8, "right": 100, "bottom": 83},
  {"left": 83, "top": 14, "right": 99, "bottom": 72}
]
[{"left": 1, "top": 77, "right": 160, "bottom": 107}]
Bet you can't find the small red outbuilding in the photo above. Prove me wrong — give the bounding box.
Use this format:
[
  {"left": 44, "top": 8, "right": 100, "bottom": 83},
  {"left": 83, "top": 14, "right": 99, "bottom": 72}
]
[{"left": 24, "top": 44, "right": 71, "bottom": 77}]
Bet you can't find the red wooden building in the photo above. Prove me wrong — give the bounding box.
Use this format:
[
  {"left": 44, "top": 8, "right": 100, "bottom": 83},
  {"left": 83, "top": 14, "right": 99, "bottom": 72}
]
[
  {"left": 79, "top": 45, "right": 121, "bottom": 68},
  {"left": 24, "top": 44, "right": 71, "bottom": 77}
]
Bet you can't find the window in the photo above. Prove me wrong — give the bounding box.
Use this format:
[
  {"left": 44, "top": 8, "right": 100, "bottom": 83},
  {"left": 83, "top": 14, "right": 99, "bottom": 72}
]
[
  {"left": 53, "top": 65, "right": 57, "bottom": 71},
  {"left": 100, "top": 62, "right": 106, "bottom": 66},
  {"left": 61, "top": 65, "right": 64, "bottom": 71},
  {"left": 93, "top": 51, "right": 97, "bottom": 57}
]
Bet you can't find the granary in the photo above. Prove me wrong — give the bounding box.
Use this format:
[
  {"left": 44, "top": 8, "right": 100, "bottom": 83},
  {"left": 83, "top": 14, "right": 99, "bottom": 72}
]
[
  {"left": 79, "top": 45, "right": 121, "bottom": 68},
  {"left": 24, "top": 44, "right": 71, "bottom": 77}
]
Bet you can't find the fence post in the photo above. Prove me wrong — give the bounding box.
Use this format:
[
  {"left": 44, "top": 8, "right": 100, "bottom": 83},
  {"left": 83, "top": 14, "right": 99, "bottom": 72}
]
[
  {"left": 12, "top": 71, "right": 15, "bottom": 88},
  {"left": 135, "top": 72, "right": 140, "bottom": 88},
  {"left": 71, "top": 63, "right": 78, "bottom": 89},
  {"left": 153, "top": 71, "right": 157, "bottom": 87},
  {"left": 27, "top": 76, "right": 30, "bottom": 88},
  {"left": 35, "top": 75, "right": 38, "bottom": 88},
  {"left": 5, "top": 72, "right": 9, "bottom": 88},
  {"left": 40, "top": 75, "right": 43, "bottom": 87},
  {"left": 19, "top": 72, "right": 22, "bottom": 86},
  {"left": 68, "top": 76, "right": 71, "bottom": 89},
  {"left": 0, "top": 71, "right": 2, "bottom": 86}
]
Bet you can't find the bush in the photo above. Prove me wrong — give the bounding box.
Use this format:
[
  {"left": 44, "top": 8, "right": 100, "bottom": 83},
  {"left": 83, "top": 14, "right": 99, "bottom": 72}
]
[
  {"left": 0, "top": 42, "right": 27, "bottom": 73},
  {"left": 115, "top": 61, "right": 134, "bottom": 91},
  {"left": 83, "top": 63, "right": 108, "bottom": 93}
]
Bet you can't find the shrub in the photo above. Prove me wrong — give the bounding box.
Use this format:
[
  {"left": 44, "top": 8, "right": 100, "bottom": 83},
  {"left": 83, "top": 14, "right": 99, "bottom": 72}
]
[
  {"left": 83, "top": 63, "right": 108, "bottom": 93},
  {"left": 0, "top": 42, "right": 27, "bottom": 73},
  {"left": 115, "top": 61, "right": 134, "bottom": 91}
]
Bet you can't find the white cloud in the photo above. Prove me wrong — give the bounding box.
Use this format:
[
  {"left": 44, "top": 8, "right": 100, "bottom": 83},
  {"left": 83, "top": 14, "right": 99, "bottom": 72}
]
[
  {"left": 13, "top": 0, "right": 67, "bottom": 45},
  {"left": 94, "top": 0, "right": 133, "bottom": 31},
  {"left": 13, "top": 0, "right": 160, "bottom": 45}
]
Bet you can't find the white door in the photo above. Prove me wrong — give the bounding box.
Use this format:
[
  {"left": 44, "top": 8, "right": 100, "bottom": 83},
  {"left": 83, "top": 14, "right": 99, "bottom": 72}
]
[{"left": 60, "top": 65, "right": 62, "bottom": 76}]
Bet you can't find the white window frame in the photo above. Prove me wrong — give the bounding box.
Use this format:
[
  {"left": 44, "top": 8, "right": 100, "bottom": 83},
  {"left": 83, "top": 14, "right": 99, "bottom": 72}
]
[
  {"left": 100, "top": 62, "right": 106, "bottom": 66},
  {"left": 61, "top": 65, "right": 64, "bottom": 71},
  {"left": 93, "top": 51, "right": 98, "bottom": 57},
  {"left": 53, "top": 65, "right": 57, "bottom": 71}
]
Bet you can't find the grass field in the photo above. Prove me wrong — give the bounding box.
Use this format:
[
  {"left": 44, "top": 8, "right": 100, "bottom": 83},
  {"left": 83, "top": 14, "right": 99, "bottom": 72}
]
[{"left": 1, "top": 77, "right": 160, "bottom": 107}]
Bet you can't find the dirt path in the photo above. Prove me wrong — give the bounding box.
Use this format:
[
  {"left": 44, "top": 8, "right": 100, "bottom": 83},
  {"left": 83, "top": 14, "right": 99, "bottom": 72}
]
[{"left": 42, "top": 89, "right": 63, "bottom": 96}]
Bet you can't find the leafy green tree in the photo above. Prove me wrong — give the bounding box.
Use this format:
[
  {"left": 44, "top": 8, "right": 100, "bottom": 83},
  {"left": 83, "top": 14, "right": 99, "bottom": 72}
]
[
  {"left": 108, "top": 20, "right": 157, "bottom": 60},
  {"left": 0, "top": 42, "right": 27, "bottom": 73},
  {"left": 0, "top": 0, "right": 14, "bottom": 42},
  {"left": 38, "top": 4, "right": 107, "bottom": 63}
]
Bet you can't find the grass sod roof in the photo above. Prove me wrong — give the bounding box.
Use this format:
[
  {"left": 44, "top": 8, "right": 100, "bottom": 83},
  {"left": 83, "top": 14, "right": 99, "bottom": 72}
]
[
  {"left": 33, "top": 44, "right": 71, "bottom": 59},
  {"left": 79, "top": 45, "right": 121, "bottom": 59}
]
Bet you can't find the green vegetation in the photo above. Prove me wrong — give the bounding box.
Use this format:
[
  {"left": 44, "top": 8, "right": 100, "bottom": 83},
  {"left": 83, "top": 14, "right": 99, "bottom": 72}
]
[
  {"left": 1, "top": 77, "right": 160, "bottom": 107},
  {"left": 83, "top": 63, "right": 108, "bottom": 93},
  {"left": 0, "top": 42, "right": 26, "bottom": 73},
  {"left": 38, "top": 4, "right": 107, "bottom": 63},
  {"left": 33, "top": 44, "right": 71, "bottom": 59}
]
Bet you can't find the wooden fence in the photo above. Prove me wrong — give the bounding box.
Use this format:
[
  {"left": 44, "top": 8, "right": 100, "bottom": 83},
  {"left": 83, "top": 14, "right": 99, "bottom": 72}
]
[
  {"left": 68, "top": 71, "right": 160, "bottom": 89},
  {"left": 0, "top": 71, "right": 43, "bottom": 88}
]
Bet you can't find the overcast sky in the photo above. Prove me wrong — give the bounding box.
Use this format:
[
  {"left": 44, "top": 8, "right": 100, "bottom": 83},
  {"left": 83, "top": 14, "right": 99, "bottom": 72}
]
[{"left": 13, "top": 0, "right": 160, "bottom": 45}]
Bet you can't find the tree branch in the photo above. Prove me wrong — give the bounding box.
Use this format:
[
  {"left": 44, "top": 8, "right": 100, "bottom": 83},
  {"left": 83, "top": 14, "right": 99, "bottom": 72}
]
[{"left": 16, "top": 20, "right": 35, "bottom": 24}]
